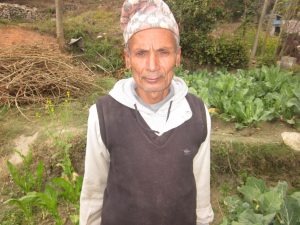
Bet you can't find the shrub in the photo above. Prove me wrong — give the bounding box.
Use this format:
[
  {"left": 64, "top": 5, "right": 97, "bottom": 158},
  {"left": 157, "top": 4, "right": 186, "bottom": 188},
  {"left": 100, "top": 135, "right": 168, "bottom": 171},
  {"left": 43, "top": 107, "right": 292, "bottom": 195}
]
[
  {"left": 210, "top": 37, "right": 249, "bottom": 69},
  {"left": 167, "top": 0, "right": 249, "bottom": 69},
  {"left": 166, "top": 0, "right": 218, "bottom": 69}
]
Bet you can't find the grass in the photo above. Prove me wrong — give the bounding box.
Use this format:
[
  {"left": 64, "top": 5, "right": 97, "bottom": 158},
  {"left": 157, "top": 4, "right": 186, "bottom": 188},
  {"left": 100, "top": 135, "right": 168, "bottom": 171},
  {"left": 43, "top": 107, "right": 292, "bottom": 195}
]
[
  {"left": 212, "top": 141, "right": 300, "bottom": 177},
  {"left": 23, "top": 8, "right": 124, "bottom": 74}
]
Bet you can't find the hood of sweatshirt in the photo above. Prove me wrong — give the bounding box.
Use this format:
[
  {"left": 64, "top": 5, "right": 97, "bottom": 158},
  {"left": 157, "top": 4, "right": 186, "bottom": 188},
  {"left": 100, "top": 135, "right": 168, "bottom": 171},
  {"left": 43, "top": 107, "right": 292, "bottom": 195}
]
[
  {"left": 109, "top": 76, "right": 188, "bottom": 115},
  {"left": 109, "top": 76, "right": 192, "bottom": 135}
]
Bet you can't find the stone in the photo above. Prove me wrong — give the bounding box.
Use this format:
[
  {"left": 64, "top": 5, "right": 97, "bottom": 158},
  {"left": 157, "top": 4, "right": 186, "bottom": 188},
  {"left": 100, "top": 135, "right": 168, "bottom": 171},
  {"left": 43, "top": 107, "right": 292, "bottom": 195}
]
[
  {"left": 280, "top": 56, "right": 297, "bottom": 69},
  {"left": 281, "top": 132, "right": 300, "bottom": 151}
]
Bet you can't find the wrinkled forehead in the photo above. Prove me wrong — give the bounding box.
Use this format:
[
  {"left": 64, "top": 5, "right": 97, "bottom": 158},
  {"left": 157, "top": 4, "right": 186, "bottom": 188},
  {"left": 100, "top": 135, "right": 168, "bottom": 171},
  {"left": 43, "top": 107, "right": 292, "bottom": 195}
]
[{"left": 126, "top": 28, "right": 178, "bottom": 50}]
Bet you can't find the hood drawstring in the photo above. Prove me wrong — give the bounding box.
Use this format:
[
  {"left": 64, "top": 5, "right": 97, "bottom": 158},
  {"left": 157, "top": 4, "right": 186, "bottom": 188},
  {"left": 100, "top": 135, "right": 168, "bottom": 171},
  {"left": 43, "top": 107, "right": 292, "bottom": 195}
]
[
  {"left": 134, "top": 104, "right": 159, "bottom": 134},
  {"left": 166, "top": 100, "right": 173, "bottom": 122}
]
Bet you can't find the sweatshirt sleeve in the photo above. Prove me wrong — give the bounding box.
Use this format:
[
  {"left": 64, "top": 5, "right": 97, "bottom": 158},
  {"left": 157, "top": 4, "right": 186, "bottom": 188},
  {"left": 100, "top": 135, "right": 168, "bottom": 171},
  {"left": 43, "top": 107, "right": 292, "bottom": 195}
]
[
  {"left": 193, "top": 105, "right": 214, "bottom": 225},
  {"left": 80, "top": 104, "right": 110, "bottom": 225}
]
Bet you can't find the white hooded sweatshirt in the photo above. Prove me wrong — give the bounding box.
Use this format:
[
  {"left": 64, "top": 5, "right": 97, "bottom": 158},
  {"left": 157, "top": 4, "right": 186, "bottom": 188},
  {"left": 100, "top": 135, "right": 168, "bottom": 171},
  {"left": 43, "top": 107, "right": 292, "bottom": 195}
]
[{"left": 80, "top": 77, "right": 214, "bottom": 225}]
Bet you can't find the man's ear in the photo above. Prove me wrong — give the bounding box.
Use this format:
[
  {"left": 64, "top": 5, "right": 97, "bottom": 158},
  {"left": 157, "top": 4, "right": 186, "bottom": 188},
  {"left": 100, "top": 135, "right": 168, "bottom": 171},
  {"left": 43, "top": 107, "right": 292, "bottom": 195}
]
[
  {"left": 175, "top": 47, "right": 181, "bottom": 67},
  {"left": 124, "top": 49, "right": 131, "bottom": 69}
]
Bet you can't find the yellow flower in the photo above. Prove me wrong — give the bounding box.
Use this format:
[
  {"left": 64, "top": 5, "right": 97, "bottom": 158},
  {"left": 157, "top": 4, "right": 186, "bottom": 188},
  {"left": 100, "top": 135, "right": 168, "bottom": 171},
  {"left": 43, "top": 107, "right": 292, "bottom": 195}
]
[{"left": 208, "top": 108, "right": 219, "bottom": 113}]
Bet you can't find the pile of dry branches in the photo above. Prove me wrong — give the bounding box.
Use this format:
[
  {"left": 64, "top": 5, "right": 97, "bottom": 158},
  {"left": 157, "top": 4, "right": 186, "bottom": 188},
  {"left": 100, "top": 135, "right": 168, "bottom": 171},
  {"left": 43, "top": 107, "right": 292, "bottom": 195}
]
[{"left": 0, "top": 45, "right": 97, "bottom": 108}]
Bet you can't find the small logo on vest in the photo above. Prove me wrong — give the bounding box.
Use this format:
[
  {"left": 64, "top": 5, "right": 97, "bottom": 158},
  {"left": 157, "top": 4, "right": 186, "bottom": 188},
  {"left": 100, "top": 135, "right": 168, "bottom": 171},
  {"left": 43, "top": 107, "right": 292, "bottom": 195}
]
[{"left": 182, "top": 148, "right": 192, "bottom": 156}]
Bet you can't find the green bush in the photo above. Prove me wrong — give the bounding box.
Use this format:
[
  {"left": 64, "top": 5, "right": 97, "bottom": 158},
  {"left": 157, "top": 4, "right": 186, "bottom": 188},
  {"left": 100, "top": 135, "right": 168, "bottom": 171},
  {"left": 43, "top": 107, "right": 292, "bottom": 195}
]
[
  {"left": 166, "top": 0, "right": 217, "bottom": 68},
  {"left": 167, "top": 0, "right": 249, "bottom": 69},
  {"left": 210, "top": 37, "right": 249, "bottom": 69}
]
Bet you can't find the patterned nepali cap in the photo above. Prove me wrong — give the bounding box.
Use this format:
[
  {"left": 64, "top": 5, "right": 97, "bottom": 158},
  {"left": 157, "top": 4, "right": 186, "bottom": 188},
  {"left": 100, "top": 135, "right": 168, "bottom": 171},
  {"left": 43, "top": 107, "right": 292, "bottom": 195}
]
[{"left": 120, "top": 0, "right": 179, "bottom": 44}]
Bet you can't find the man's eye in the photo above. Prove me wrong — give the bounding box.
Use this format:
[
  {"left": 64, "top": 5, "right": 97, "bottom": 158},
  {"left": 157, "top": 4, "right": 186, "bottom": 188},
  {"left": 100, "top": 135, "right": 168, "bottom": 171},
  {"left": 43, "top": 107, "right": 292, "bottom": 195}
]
[
  {"left": 135, "top": 51, "right": 146, "bottom": 57},
  {"left": 159, "top": 50, "right": 170, "bottom": 55}
]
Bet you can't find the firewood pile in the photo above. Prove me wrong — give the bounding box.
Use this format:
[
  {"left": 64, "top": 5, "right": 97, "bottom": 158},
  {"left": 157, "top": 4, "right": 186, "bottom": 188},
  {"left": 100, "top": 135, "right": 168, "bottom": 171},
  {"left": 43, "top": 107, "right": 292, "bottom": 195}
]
[{"left": 0, "top": 45, "right": 97, "bottom": 108}]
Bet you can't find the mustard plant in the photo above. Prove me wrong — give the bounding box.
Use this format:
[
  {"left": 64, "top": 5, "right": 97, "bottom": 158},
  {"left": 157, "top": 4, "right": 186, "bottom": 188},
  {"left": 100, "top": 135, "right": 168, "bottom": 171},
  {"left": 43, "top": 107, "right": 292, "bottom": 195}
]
[{"left": 6, "top": 150, "right": 44, "bottom": 193}]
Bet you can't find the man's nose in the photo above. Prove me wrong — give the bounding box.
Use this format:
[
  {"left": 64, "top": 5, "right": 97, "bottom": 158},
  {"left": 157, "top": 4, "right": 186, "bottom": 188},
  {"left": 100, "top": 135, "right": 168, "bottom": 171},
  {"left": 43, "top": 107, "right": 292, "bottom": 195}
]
[{"left": 148, "top": 51, "right": 160, "bottom": 71}]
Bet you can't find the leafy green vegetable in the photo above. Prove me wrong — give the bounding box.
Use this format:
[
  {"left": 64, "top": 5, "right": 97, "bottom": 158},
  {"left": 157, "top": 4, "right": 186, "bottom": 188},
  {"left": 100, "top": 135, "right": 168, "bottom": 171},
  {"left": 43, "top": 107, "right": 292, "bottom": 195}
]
[
  {"left": 220, "top": 177, "right": 300, "bottom": 225},
  {"left": 178, "top": 66, "right": 300, "bottom": 128}
]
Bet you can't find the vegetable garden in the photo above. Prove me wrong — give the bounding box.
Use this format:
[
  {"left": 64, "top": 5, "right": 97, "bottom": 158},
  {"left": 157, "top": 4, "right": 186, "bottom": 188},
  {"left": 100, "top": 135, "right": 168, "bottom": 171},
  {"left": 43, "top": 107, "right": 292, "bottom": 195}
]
[{"left": 181, "top": 66, "right": 300, "bottom": 129}]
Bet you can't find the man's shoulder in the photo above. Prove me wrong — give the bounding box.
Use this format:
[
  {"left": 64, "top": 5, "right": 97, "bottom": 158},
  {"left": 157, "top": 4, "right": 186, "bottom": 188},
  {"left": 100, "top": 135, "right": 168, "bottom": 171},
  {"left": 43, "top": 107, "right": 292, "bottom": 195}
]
[
  {"left": 185, "top": 93, "right": 205, "bottom": 106},
  {"left": 96, "top": 95, "right": 118, "bottom": 107},
  {"left": 96, "top": 94, "right": 112, "bottom": 103}
]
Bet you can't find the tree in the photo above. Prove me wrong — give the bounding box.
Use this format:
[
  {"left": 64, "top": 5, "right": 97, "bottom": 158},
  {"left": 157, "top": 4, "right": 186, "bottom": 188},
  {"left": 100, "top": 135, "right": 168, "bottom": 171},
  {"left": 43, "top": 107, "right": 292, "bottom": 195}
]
[
  {"left": 55, "top": 0, "right": 65, "bottom": 51},
  {"left": 250, "top": 0, "right": 270, "bottom": 60},
  {"left": 277, "top": 0, "right": 300, "bottom": 57},
  {"left": 261, "top": 0, "right": 279, "bottom": 55}
]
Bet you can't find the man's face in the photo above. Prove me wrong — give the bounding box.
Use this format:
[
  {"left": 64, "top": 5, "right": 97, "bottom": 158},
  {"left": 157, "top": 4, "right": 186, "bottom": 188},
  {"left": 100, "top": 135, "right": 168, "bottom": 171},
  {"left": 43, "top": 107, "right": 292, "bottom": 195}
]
[{"left": 124, "top": 28, "right": 181, "bottom": 104}]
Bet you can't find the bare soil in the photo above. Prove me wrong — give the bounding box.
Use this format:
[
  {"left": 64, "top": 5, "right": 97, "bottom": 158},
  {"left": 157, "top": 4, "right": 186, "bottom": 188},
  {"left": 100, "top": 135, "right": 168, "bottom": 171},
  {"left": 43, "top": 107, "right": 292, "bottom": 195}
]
[
  {"left": 0, "top": 26, "right": 57, "bottom": 48},
  {"left": 211, "top": 116, "right": 297, "bottom": 145}
]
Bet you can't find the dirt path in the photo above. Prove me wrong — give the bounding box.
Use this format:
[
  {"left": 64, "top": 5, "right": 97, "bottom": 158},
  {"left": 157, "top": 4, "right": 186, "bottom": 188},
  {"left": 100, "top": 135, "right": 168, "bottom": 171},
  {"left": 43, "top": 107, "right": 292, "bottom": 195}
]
[
  {"left": 0, "top": 26, "right": 57, "bottom": 48},
  {"left": 9, "top": 132, "right": 39, "bottom": 165}
]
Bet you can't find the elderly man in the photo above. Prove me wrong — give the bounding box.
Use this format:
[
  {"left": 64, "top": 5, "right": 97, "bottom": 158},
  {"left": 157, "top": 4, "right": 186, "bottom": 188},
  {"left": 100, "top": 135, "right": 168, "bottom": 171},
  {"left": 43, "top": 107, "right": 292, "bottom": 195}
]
[{"left": 80, "top": 0, "right": 214, "bottom": 224}]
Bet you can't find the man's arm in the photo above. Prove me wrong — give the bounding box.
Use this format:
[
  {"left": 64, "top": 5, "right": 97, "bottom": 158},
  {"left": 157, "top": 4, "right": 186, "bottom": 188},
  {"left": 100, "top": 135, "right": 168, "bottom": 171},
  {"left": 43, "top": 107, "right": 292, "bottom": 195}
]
[
  {"left": 193, "top": 105, "right": 214, "bottom": 225},
  {"left": 80, "top": 104, "right": 110, "bottom": 225}
]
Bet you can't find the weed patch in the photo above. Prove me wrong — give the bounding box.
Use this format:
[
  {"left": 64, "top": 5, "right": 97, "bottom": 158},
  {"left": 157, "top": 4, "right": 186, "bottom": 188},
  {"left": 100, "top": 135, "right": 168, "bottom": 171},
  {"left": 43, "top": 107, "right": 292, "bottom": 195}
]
[
  {"left": 4, "top": 133, "right": 83, "bottom": 225},
  {"left": 211, "top": 141, "right": 300, "bottom": 188}
]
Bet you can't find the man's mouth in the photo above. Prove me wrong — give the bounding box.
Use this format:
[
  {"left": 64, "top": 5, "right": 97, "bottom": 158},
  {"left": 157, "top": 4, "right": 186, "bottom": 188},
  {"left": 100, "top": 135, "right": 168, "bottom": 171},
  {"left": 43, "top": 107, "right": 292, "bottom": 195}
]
[
  {"left": 143, "top": 74, "right": 164, "bottom": 83},
  {"left": 145, "top": 77, "right": 160, "bottom": 83}
]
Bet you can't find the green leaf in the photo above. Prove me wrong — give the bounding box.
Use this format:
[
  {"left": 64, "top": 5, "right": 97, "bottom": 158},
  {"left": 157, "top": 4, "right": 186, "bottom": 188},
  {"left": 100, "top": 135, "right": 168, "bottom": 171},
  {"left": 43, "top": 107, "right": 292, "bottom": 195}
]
[
  {"left": 272, "top": 181, "right": 288, "bottom": 198},
  {"left": 259, "top": 191, "right": 283, "bottom": 214},
  {"left": 51, "top": 177, "right": 77, "bottom": 202},
  {"left": 224, "top": 195, "right": 249, "bottom": 214},
  {"left": 246, "top": 177, "right": 268, "bottom": 193},
  {"left": 188, "top": 87, "right": 198, "bottom": 95},
  {"left": 238, "top": 177, "right": 267, "bottom": 204},
  {"left": 235, "top": 209, "right": 276, "bottom": 225},
  {"left": 280, "top": 196, "right": 300, "bottom": 225},
  {"left": 236, "top": 209, "right": 263, "bottom": 225},
  {"left": 290, "top": 192, "right": 300, "bottom": 205},
  {"left": 35, "top": 161, "right": 44, "bottom": 192},
  {"left": 4, "top": 197, "right": 35, "bottom": 223},
  {"left": 238, "top": 185, "right": 262, "bottom": 205},
  {"left": 70, "top": 214, "right": 79, "bottom": 225},
  {"left": 219, "top": 217, "right": 229, "bottom": 225}
]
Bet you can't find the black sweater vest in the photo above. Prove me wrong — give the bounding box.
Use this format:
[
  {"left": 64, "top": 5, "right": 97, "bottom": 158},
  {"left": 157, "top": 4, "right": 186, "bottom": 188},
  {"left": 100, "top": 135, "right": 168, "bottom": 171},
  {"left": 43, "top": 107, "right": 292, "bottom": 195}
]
[{"left": 96, "top": 94, "right": 207, "bottom": 225}]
